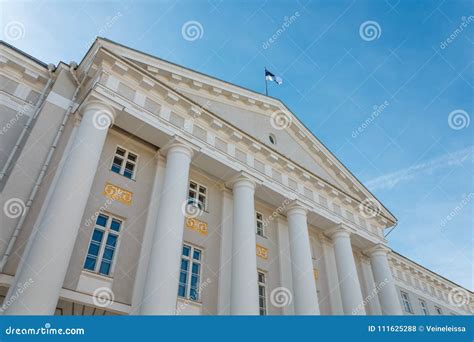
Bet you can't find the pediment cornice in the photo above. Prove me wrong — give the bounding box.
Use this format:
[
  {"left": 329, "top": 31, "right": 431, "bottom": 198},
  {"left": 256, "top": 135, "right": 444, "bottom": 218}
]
[
  {"left": 77, "top": 40, "right": 396, "bottom": 232},
  {"left": 89, "top": 39, "right": 397, "bottom": 218}
]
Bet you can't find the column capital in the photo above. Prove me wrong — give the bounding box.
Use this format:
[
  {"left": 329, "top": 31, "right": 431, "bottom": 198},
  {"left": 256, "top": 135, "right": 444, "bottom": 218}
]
[
  {"left": 226, "top": 171, "right": 261, "bottom": 190},
  {"left": 364, "top": 243, "right": 392, "bottom": 257},
  {"left": 286, "top": 199, "right": 309, "bottom": 217},
  {"left": 317, "top": 232, "right": 333, "bottom": 245},
  {"left": 81, "top": 100, "right": 117, "bottom": 116},
  {"left": 160, "top": 136, "right": 196, "bottom": 159},
  {"left": 326, "top": 222, "right": 355, "bottom": 239},
  {"left": 218, "top": 182, "right": 235, "bottom": 199},
  {"left": 153, "top": 150, "right": 167, "bottom": 163},
  {"left": 81, "top": 100, "right": 118, "bottom": 130}
]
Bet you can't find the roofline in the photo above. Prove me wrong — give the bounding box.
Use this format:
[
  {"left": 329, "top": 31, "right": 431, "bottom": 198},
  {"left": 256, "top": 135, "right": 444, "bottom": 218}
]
[
  {"left": 93, "top": 37, "right": 397, "bottom": 223},
  {"left": 0, "top": 40, "right": 49, "bottom": 69},
  {"left": 391, "top": 250, "right": 473, "bottom": 293},
  {"left": 97, "top": 37, "right": 283, "bottom": 102}
]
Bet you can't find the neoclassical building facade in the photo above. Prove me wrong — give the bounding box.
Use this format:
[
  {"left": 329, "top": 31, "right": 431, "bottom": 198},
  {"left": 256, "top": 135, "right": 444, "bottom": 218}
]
[{"left": 0, "top": 38, "right": 471, "bottom": 316}]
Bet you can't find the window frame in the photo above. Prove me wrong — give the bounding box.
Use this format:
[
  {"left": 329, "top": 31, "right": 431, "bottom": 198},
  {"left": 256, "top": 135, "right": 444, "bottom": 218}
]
[
  {"left": 188, "top": 180, "right": 208, "bottom": 212},
  {"left": 111, "top": 145, "right": 139, "bottom": 180},
  {"left": 83, "top": 213, "right": 123, "bottom": 277},
  {"left": 400, "top": 291, "right": 414, "bottom": 314},
  {"left": 256, "top": 211, "right": 265, "bottom": 237},
  {"left": 258, "top": 270, "right": 267, "bottom": 316},
  {"left": 178, "top": 243, "right": 203, "bottom": 302},
  {"left": 419, "top": 299, "right": 429, "bottom": 315}
]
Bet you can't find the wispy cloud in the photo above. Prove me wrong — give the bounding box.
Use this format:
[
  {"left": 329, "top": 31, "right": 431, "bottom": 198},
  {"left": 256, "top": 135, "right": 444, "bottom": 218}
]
[{"left": 366, "top": 146, "right": 473, "bottom": 191}]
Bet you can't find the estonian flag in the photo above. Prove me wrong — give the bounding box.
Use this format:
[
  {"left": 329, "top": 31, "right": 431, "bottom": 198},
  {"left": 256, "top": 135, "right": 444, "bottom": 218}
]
[{"left": 265, "top": 68, "right": 283, "bottom": 85}]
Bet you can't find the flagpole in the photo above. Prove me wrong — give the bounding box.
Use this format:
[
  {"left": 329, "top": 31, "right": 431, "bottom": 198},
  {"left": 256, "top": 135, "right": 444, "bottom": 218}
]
[{"left": 264, "top": 67, "right": 268, "bottom": 96}]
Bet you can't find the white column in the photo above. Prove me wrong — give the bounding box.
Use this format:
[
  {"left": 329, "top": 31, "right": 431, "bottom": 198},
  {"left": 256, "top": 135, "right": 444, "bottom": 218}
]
[
  {"left": 217, "top": 186, "right": 233, "bottom": 315},
  {"left": 140, "top": 139, "right": 193, "bottom": 315},
  {"left": 131, "top": 154, "right": 166, "bottom": 313},
  {"left": 319, "top": 235, "right": 344, "bottom": 314},
  {"left": 230, "top": 172, "right": 259, "bottom": 315},
  {"left": 275, "top": 217, "right": 294, "bottom": 315},
  {"left": 3, "top": 101, "right": 115, "bottom": 315},
  {"left": 359, "top": 256, "right": 382, "bottom": 315},
  {"left": 368, "top": 244, "right": 403, "bottom": 315},
  {"left": 329, "top": 224, "right": 366, "bottom": 315},
  {"left": 286, "top": 201, "right": 320, "bottom": 315}
]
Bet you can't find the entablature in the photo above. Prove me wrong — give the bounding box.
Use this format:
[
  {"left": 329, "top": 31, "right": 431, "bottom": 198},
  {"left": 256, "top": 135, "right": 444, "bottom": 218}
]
[{"left": 76, "top": 46, "right": 395, "bottom": 241}]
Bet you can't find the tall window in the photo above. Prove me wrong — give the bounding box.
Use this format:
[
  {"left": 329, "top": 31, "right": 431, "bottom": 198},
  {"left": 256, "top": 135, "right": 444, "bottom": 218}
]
[
  {"left": 435, "top": 306, "right": 443, "bottom": 315},
  {"left": 188, "top": 181, "right": 207, "bottom": 211},
  {"left": 111, "top": 146, "right": 138, "bottom": 179},
  {"left": 400, "top": 291, "right": 413, "bottom": 313},
  {"left": 178, "top": 244, "right": 202, "bottom": 301},
  {"left": 258, "top": 271, "right": 267, "bottom": 315},
  {"left": 419, "top": 299, "right": 429, "bottom": 315},
  {"left": 83, "top": 214, "right": 122, "bottom": 276},
  {"left": 256, "top": 212, "right": 264, "bottom": 237}
]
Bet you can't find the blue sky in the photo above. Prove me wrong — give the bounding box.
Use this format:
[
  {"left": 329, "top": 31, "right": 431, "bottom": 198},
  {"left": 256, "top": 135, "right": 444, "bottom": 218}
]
[{"left": 1, "top": 0, "right": 472, "bottom": 289}]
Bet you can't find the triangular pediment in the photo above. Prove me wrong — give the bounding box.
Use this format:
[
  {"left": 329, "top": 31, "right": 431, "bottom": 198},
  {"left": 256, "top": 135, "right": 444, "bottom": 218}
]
[
  {"left": 180, "top": 92, "right": 346, "bottom": 187},
  {"left": 89, "top": 37, "right": 397, "bottom": 224}
]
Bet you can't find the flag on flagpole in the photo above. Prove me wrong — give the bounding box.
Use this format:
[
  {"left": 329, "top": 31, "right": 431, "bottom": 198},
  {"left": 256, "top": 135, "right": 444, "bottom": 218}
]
[{"left": 265, "top": 68, "right": 283, "bottom": 85}]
